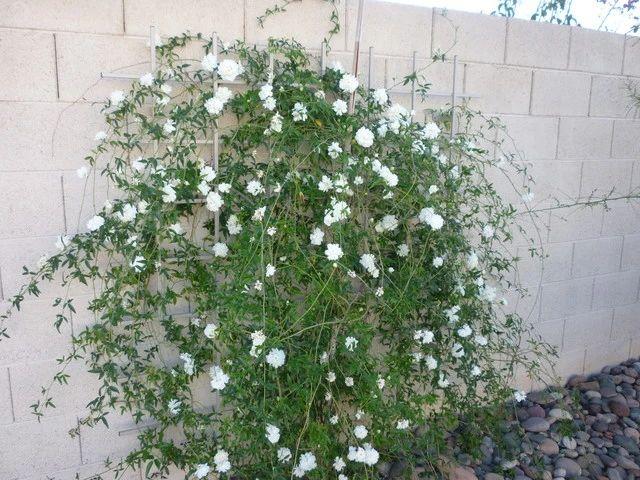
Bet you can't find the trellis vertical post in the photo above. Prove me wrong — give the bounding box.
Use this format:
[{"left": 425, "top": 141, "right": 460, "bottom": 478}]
[
  {"left": 450, "top": 55, "right": 458, "bottom": 142},
  {"left": 211, "top": 32, "right": 220, "bottom": 242},
  {"left": 367, "top": 46, "right": 373, "bottom": 90},
  {"left": 349, "top": 0, "right": 366, "bottom": 113}
]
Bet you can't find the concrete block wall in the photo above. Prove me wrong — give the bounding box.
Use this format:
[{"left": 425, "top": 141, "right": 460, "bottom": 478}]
[{"left": 0, "top": 0, "right": 638, "bottom": 478}]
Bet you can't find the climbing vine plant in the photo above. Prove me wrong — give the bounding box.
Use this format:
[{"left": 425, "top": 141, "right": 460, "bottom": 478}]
[{"left": 1, "top": 33, "right": 552, "bottom": 480}]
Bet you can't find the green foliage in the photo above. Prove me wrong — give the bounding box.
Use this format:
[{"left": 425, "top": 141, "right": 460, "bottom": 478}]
[{"left": 0, "top": 34, "right": 553, "bottom": 479}]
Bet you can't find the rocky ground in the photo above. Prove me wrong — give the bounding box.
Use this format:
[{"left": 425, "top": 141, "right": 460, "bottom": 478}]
[{"left": 445, "top": 358, "right": 640, "bottom": 480}]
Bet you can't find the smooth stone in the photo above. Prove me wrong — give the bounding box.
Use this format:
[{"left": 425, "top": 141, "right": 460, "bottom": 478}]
[
  {"left": 555, "top": 458, "right": 582, "bottom": 478},
  {"left": 539, "top": 438, "right": 560, "bottom": 456},
  {"left": 605, "top": 467, "right": 625, "bottom": 480},
  {"left": 579, "top": 381, "right": 600, "bottom": 392},
  {"left": 609, "top": 398, "right": 630, "bottom": 417},
  {"left": 450, "top": 466, "right": 478, "bottom": 480},
  {"left": 549, "top": 409, "right": 573, "bottom": 420},
  {"left": 624, "top": 427, "right": 640, "bottom": 441},
  {"left": 592, "top": 420, "right": 609, "bottom": 432},
  {"left": 616, "top": 455, "right": 640, "bottom": 469},
  {"left": 484, "top": 474, "right": 504, "bottom": 480},
  {"left": 568, "top": 375, "right": 588, "bottom": 387},
  {"left": 597, "top": 454, "right": 617, "bottom": 468},
  {"left": 523, "top": 417, "right": 551, "bottom": 432},
  {"left": 553, "top": 468, "right": 566, "bottom": 477},
  {"left": 613, "top": 434, "right": 640, "bottom": 454},
  {"left": 528, "top": 405, "right": 546, "bottom": 418},
  {"left": 562, "top": 437, "right": 577, "bottom": 450},
  {"left": 585, "top": 390, "right": 602, "bottom": 400}
]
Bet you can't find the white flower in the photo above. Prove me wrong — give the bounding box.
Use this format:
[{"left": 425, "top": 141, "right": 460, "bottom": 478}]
[
  {"left": 326, "top": 371, "right": 336, "bottom": 383},
  {"left": 197, "top": 181, "right": 211, "bottom": 196},
  {"left": 339, "top": 475, "right": 348, "bottom": 480},
  {"left": 372, "top": 88, "right": 388, "bottom": 106},
  {"left": 213, "top": 449, "right": 231, "bottom": 473},
  {"left": 162, "top": 119, "right": 176, "bottom": 134},
  {"left": 344, "top": 336, "right": 358, "bottom": 351},
  {"left": 55, "top": 234, "right": 70, "bottom": 251},
  {"left": 265, "top": 263, "right": 276, "bottom": 277},
  {"left": 418, "top": 207, "right": 444, "bottom": 230},
  {"left": 425, "top": 355, "right": 438, "bottom": 370},
  {"left": 522, "top": 191, "right": 535, "bottom": 203},
  {"left": 292, "top": 102, "right": 308, "bottom": 122},
  {"left": 309, "top": 227, "right": 324, "bottom": 245},
  {"left": 246, "top": 179, "right": 264, "bottom": 196},
  {"left": 344, "top": 376, "right": 354, "bottom": 387},
  {"left": 76, "top": 166, "right": 88, "bottom": 178},
  {"left": 259, "top": 83, "right": 273, "bottom": 100},
  {"left": 333, "top": 457, "right": 346, "bottom": 472},
  {"left": 130, "top": 255, "right": 145, "bottom": 272},
  {"left": 201, "top": 52, "right": 218, "bottom": 72},
  {"left": 375, "top": 287, "right": 384, "bottom": 297},
  {"left": 180, "top": 352, "right": 195, "bottom": 375},
  {"left": 347, "top": 443, "right": 379, "bottom": 466},
  {"left": 253, "top": 206, "right": 267, "bottom": 222},
  {"left": 451, "top": 342, "right": 465, "bottom": 358},
  {"left": 457, "top": 324, "right": 472, "bottom": 338},
  {"left": 329, "top": 415, "right": 339, "bottom": 424},
  {"left": 86, "top": 215, "right": 105, "bottom": 232},
  {"left": 354, "top": 425, "right": 368, "bottom": 439},
  {"left": 318, "top": 175, "right": 333, "bottom": 192},
  {"left": 194, "top": 463, "right": 210, "bottom": 479},
  {"left": 115, "top": 203, "right": 137, "bottom": 223},
  {"left": 323, "top": 198, "right": 351, "bottom": 226},
  {"left": 438, "top": 373, "right": 450, "bottom": 388},
  {"left": 263, "top": 96, "right": 276, "bottom": 110},
  {"left": 374, "top": 214, "right": 398, "bottom": 233},
  {"left": 471, "top": 365, "right": 482, "bottom": 376},
  {"left": 467, "top": 252, "right": 479, "bottom": 269},
  {"left": 216, "top": 86, "right": 233, "bottom": 103},
  {"left": 209, "top": 365, "right": 229, "bottom": 390},
  {"left": 479, "top": 285, "right": 497, "bottom": 303},
  {"left": 475, "top": 334, "right": 488, "bottom": 346},
  {"left": 204, "top": 96, "right": 224, "bottom": 115},
  {"left": 327, "top": 142, "right": 342, "bottom": 159},
  {"left": 217, "top": 58, "right": 243, "bottom": 81},
  {"left": 377, "top": 376, "right": 385, "bottom": 389},
  {"left": 227, "top": 214, "right": 242, "bottom": 235},
  {"left": 332, "top": 99, "right": 348, "bottom": 116},
  {"left": 270, "top": 112, "right": 283, "bottom": 133},
  {"left": 354, "top": 127, "right": 374, "bottom": 148},
  {"left": 266, "top": 348, "right": 286, "bottom": 368},
  {"left": 206, "top": 191, "right": 224, "bottom": 212},
  {"left": 428, "top": 184, "right": 439, "bottom": 195},
  {"left": 370, "top": 159, "right": 398, "bottom": 187},
  {"left": 421, "top": 122, "right": 441, "bottom": 140},
  {"left": 168, "top": 222, "right": 184, "bottom": 236},
  {"left": 213, "top": 242, "right": 229, "bottom": 258},
  {"left": 324, "top": 243, "right": 343, "bottom": 261},
  {"left": 444, "top": 305, "right": 460, "bottom": 323},
  {"left": 137, "top": 200, "right": 148, "bottom": 214},
  {"left": 293, "top": 452, "right": 317, "bottom": 477},
  {"left": 204, "top": 323, "right": 218, "bottom": 339},
  {"left": 482, "top": 224, "right": 495, "bottom": 239},
  {"left": 359, "top": 253, "right": 379, "bottom": 278},
  {"left": 265, "top": 424, "right": 280, "bottom": 444},
  {"left": 397, "top": 244, "right": 409, "bottom": 257},
  {"left": 110, "top": 90, "right": 125, "bottom": 106},
  {"left": 277, "top": 447, "right": 292, "bottom": 463},
  {"left": 514, "top": 389, "right": 527, "bottom": 403},
  {"left": 95, "top": 131, "right": 107, "bottom": 141},
  {"left": 396, "top": 419, "right": 410, "bottom": 430},
  {"left": 414, "top": 329, "right": 434, "bottom": 344},
  {"left": 168, "top": 398, "right": 181, "bottom": 415},
  {"left": 432, "top": 256, "right": 444, "bottom": 267},
  {"left": 162, "top": 183, "right": 177, "bottom": 203},
  {"left": 139, "top": 72, "right": 154, "bottom": 87},
  {"left": 131, "top": 157, "right": 145, "bottom": 172},
  {"left": 339, "top": 73, "right": 359, "bottom": 93}
]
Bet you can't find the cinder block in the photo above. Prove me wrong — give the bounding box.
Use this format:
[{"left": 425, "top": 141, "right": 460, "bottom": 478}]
[
  {"left": 0, "top": 29, "right": 57, "bottom": 101},
  {"left": 562, "top": 310, "right": 613, "bottom": 351},
  {"left": 0, "top": 102, "right": 105, "bottom": 172},
  {"left": 557, "top": 117, "right": 613, "bottom": 160},
  {"left": 498, "top": 115, "right": 558, "bottom": 161},
  {"left": 0, "top": 414, "right": 81, "bottom": 479},
  {"left": 19, "top": 462, "right": 142, "bottom": 480},
  {"left": 532, "top": 318, "right": 564, "bottom": 351},
  {"left": 464, "top": 63, "right": 531, "bottom": 114},
  {"left": 589, "top": 75, "right": 636, "bottom": 118},
  {"left": 79, "top": 411, "right": 146, "bottom": 464},
  {"left": 517, "top": 242, "right": 574, "bottom": 285},
  {"left": 505, "top": 18, "right": 569, "bottom": 69},
  {"left": 0, "top": 172, "right": 64, "bottom": 239},
  {"left": 601, "top": 203, "right": 640, "bottom": 236},
  {"left": 580, "top": 160, "right": 633, "bottom": 197},
  {"left": 525, "top": 160, "right": 582, "bottom": 201},
  {"left": 612, "top": 302, "right": 640, "bottom": 340},
  {"left": 431, "top": 8, "right": 506, "bottom": 64},
  {"left": 56, "top": 32, "right": 149, "bottom": 103},
  {"left": 569, "top": 27, "right": 624, "bottom": 75},
  {"left": 9, "top": 359, "right": 100, "bottom": 422},
  {"left": 622, "top": 234, "right": 640, "bottom": 270},
  {"left": 623, "top": 35, "right": 640, "bottom": 76},
  {"left": 584, "top": 338, "right": 631, "bottom": 374},
  {"left": 553, "top": 348, "right": 586, "bottom": 381},
  {"left": 327, "top": 50, "right": 386, "bottom": 91},
  {"left": 0, "top": 298, "right": 74, "bottom": 367},
  {"left": 530, "top": 70, "right": 590, "bottom": 116},
  {"left": 0, "top": 1, "right": 123, "bottom": 34},
  {"left": 572, "top": 236, "right": 623, "bottom": 278},
  {"left": 547, "top": 204, "right": 604, "bottom": 243},
  {"left": 540, "top": 277, "right": 593, "bottom": 321},
  {"left": 125, "top": 0, "right": 244, "bottom": 40},
  {"left": 246, "top": 0, "right": 346, "bottom": 49},
  {"left": 0, "top": 367, "right": 13, "bottom": 425},
  {"left": 611, "top": 120, "right": 640, "bottom": 159},
  {"left": 61, "top": 170, "right": 112, "bottom": 235},
  {"left": 592, "top": 270, "right": 640, "bottom": 309},
  {"left": 345, "top": 0, "right": 431, "bottom": 57}
]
